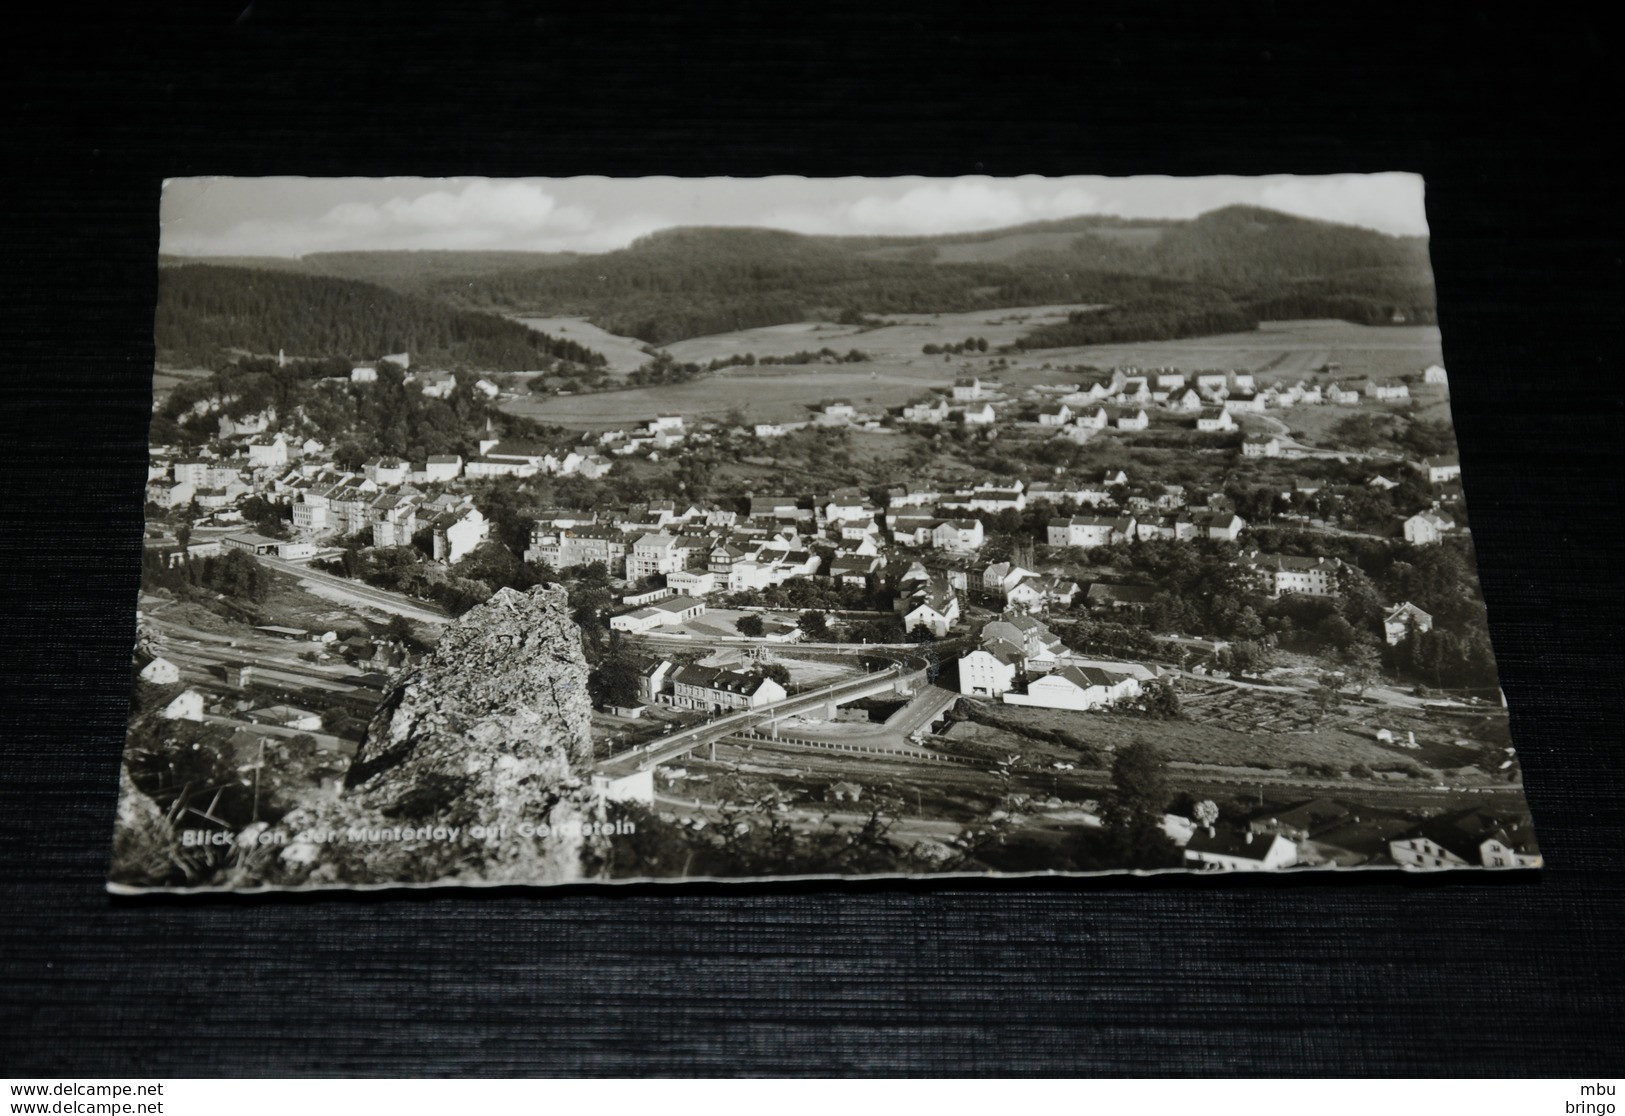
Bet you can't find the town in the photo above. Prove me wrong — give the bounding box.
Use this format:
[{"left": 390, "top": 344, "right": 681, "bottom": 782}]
[{"left": 124, "top": 313, "right": 1539, "bottom": 886}]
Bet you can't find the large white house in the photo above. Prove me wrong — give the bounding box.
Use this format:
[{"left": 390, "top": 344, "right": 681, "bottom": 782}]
[
  {"left": 1002, "top": 665, "right": 1141, "bottom": 711},
  {"left": 1184, "top": 829, "right": 1299, "bottom": 872},
  {"left": 1048, "top": 515, "right": 1136, "bottom": 549}
]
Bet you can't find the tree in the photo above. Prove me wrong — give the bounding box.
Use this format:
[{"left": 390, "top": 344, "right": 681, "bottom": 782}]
[
  {"left": 588, "top": 644, "right": 642, "bottom": 709},
  {"left": 798, "top": 610, "right": 830, "bottom": 641},
  {"left": 1100, "top": 739, "right": 1176, "bottom": 867},
  {"left": 756, "top": 662, "right": 792, "bottom": 688},
  {"left": 1140, "top": 679, "right": 1183, "bottom": 719},
  {"left": 1193, "top": 799, "right": 1219, "bottom": 828},
  {"left": 735, "top": 614, "right": 765, "bottom": 638},
  {"left": 1338, "top": 642, "right": 1382, "bottom": 698}
]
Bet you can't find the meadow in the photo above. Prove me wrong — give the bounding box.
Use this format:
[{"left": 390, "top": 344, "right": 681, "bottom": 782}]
[
  {"left": 508, "top": 315, "right": 653, "bottom": 374},
  {"left": 500, "top": 317, "right": 1447, "bottom": 431}
]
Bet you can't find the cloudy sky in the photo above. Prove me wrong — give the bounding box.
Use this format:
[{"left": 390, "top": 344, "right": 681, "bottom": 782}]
[{"left": 161, "top": 173, "right": 1428, "bottom": 257}]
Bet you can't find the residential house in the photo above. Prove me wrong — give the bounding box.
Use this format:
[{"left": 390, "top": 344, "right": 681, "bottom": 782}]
[
  {"left": 1416, "top": 455, "right": 1462, "bottom": 484},
  {"left": 1184, "top": 828, "right": 1299, "bottom": 872},
  {"left": 830, "top": 553, "right": 883, "bottom": 587},
  {"left": 418, "top": 371, "right": 457, "bottom": 398},
  {"left": 902, "top": 577, "right": 960, "bottom": 637},
  {"left": 1166, "top": 387, "right": 1203, "bottom": 413},
  {"left": 1423, "top": 364, "right": 1448, "bottom": 386},
  {"left": 1326, "top": 382, "right": 1362, "bottom": 405},
  {"left": 1382, "top": 601, "right": 1434, "bottom": 646},
  {"left": 957, "top": 643, "right": 1022, "bottom": 697},
  {"left": 902, "top": 397, "right": 950, "bottom": 425},
  {"left": 1389, "top": 807, "right": 1542, "bottom": 870},
  {"left": 951, "top": 377, "right": 985, "bottom": 402},
  {"left": 980, "top": 613, "right": 1070, "bottom": 674},
  {"left": 960, "top": 402, "right": 996, "bottom": 425},
  {"left": 160, "top": 688, "right": 205, "bottom": 722},
  {"left": 1200, "top": 512, "right": 1248, "bottom": 541},
  {"left": 1048, "top": 515, "right": 1136, "bottom": 549},
  {"left": 1084, "top": 582, "right": 1157, "bottom": 610},
  {"left": 1134, "top": 515, "right": 1199, "bottom": 542},
  {"left": 1037, "top": 403, "right": 1073, "bottom": 427},
  {"left": 1367, "top": 381, "right": 1411, "bottom": 402},
  {"left": 1242, "top": 434, "right": 1283, "bottom": 458},
  {"left": 628, "top": 533, "right": 684, "bottom": 580},
  {"left": 368, "top": 492, "right": 418, "bottom": 548},
  {"left": 424, "top": 455, "right": 463, "bottom": 483},
  {"left": 667, "top": 665, "right": 786, "bottom": 713},
  {"left": 931, "top": 519, "right": 985, "bottom": 552},
  {"left": 1224, "top": 390, "right": 1264, "bottom": 413},
  {"left": 1196, "top": 407, "right": 1236, "bottom": 433},
  {"left": 1239, "top": 551, "right": 1343, "bottom": 597},
  {"left": 1114, "top": 408, "right": 1150, "bottom": 431},
  {"left": 137, "top": 655, "right": 180, "bottom": 685},
  {"left": 753, "top": 423, "right": 786, "bottom": 439},
  {"left": 1195, "top": 372, "right": 1230, "bottom": 398},
  {"left": 247, "top": 436, "right": 288, "bottom": 469},
  {"left": 1005, "top": 574, "right": 1081, "bottom": 611},
  {"left": 1073, "top": 406, "right": 1109, "bottom": 430},
  {"left": 1403, "top": 510, "right": 1454, "bottom": 545},
  {"left": 666, "top": 568, "right": 717, "bottom": 596},
  {"left": 432, "top": 506, "right": 488, "bottom": 563},
  {"left": 982, "top": 562, "right": 1035, "bottom": 597}
]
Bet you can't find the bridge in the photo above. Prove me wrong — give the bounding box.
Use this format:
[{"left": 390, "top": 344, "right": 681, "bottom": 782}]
[{"left": 593, "top": 663, "right": 927, "bottom": 779}]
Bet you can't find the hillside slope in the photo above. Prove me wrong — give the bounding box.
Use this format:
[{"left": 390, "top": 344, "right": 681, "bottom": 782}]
[{"left": 155, "top": 265, "right": 608, "bottom": 370}]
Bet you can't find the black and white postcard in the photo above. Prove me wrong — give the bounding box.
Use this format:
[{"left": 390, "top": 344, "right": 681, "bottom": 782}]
[{"left": 113, "top": 174, "right": 1540, "bottom": 892}]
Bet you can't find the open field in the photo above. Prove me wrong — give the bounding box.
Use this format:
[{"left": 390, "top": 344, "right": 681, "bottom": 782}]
[
  {"left": 151, "top": 364, "right": 214, "bottom": 402},
  {"left": 966, "top": 687, "right": 1505, "bottom": 780},
  {"left": 504, "top": 364, "right": 956, "bottom": 428},
  {"left": 1002, "top": 320, "right": 1443, "bottom": 385},
  {"left": 508, "top": 315, "right": 652, "bottom": 374},
  {"left": 501, "top": 318, "right": 1447, "bottom": 430},
  {"left": 662, "top": 304, "right": 1099, "bottom": 365}
]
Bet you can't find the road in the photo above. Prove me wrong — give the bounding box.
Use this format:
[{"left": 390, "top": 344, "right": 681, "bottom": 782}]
[
  {"left": 594, "top": 666, "right": 918, "bottom": 777},
  {"left": 258, "top": 555, "right": 450, "bottom": 625}
]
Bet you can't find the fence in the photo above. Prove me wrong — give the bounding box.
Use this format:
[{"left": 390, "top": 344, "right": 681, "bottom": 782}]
[{"left": 727, "top": 728, "right": 988, "bottom": 767}]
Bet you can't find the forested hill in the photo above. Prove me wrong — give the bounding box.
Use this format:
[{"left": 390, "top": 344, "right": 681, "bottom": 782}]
[
  {"left": 155, "top": 265, "right": 608, "bottom": 371},
  {"left": 428, "top": 227, "right": 1198, "bottom": 345},
  {"left": 157, "top": 205, "right": 1436, "bottom": 351},
  {"left": 414, "top": 206, "right": 1436, "bottom": 345}
]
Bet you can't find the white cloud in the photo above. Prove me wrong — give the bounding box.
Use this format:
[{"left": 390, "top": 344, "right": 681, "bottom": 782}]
[
  {"left": 1258, "top": 174, "right": 1428, "bottom": 237},
  {"left": 167, "top": 180, "right": 612, "bottom": 256},
  {"left": 837, "top": 180, "right": 1105, "bottom": 235}
]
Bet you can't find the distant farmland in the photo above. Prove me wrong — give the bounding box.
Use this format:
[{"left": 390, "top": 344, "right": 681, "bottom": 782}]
[
  {"left": 500, "top": 317, "right": 1446, "bottom": 430},
  {"left": 508, "top": 316, "right": 652, "bottom": 375}
]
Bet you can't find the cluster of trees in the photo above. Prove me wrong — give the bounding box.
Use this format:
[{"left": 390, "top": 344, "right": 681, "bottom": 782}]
[
  {"left": 141, "top": 547, "right": 274, "bottom": 605},
  {"left": 701, "top": 347, "right": 871, "bottom": 372},
  {"left": 434, "top": 226, "right": 1199, "bottom": 345},
  {"left": 1015, "top": 289, "right": 1259, "bottom": 351},
  {"left": 156, "top": 265, "right": 607, "bottom": 370},
  {"left": 922, "top": 337, "right": 989, "bottom": 355}
]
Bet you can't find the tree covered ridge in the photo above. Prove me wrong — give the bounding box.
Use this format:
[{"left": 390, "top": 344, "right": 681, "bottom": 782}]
[
  {"left": 420, "top": 207, "right": 1435, "bottom": 346},
  {"left": 155, "top": 265, "right": 609, "bottom": 371}
]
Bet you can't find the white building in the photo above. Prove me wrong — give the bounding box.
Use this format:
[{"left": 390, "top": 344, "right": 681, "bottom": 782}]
[
  {"left": 1002, "top": 665, "right": 1141, "bottom": 711},
  {"left": 433, "top": 506, "right": 489, "bottom": 563},
  {"left": 1184, "top": 829, "right": 1299, "bottom": 872},
  {"left": 1403, "top": 511, "right": 1454, "bottom": 546},
  {"left": 958, "top": 646, "right": 1021, "bottom": 697},
  {"left": 424, "top": 455, "right": 463, "bottom": 483}
]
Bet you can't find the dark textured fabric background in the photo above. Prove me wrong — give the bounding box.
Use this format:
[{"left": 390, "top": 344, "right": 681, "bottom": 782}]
[{"left": 2, "top": 4, "right": 1621, "bottom": 1077}]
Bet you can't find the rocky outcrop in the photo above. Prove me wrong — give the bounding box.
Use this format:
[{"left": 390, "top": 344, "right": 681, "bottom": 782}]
[{"left": 274, "top": 584, "right": 605, "bottom": 888}]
